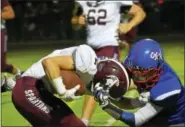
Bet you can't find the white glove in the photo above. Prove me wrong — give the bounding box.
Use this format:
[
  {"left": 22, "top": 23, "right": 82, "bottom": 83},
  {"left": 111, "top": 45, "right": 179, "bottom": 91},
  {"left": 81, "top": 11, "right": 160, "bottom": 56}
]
[
  {"left": 93, "top": 82, "right": 110, "bottom": 108},
  {"left": 60, "top": 85, "right": 81, "bottom": 102},
  {"left": 3, "top": 75, "right": 16, "bottom": 91},
  {"left": 139, "top": 92, "right": 150, "bottom": 105}
]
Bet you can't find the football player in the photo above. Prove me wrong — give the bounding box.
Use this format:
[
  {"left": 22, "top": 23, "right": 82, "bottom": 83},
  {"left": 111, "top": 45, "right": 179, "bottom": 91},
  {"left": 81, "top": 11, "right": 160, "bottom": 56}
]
[
  {"left": 1, "top": 0, "right": 22, "bottom": 92},
  {"left": 11, "top": 45, "right": 97, "bottom": 126},
  {"left": 72, "top": 0, "right": 146, "bottom": 125},
  {"left": 1, "top": 0, "right": 22, "bottom": 75},
  {"left": 92, "top": 39, "right": 185, "bottom": 126},
  {"left": 119, "top": 0, "right": 141, "bottom": 51}
]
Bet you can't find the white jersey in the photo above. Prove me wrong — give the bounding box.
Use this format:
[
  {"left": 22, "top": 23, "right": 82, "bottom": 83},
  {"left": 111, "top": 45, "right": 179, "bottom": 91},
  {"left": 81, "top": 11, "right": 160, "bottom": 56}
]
[
  {"left": 77, "top": 1, "right": 133, "bottom": 49},
  {"left": 22, "top": 46, "right": 95, "bottom": 88},
  {"left": 22, "top": 47, "right": 77, "bottom": 79}
]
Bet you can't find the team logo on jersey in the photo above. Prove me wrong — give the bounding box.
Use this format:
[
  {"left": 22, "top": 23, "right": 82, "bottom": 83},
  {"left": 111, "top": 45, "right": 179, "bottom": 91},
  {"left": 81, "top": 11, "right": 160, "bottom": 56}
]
[{"left": 25, "top": 89, "right": 52, "bottom": 114}]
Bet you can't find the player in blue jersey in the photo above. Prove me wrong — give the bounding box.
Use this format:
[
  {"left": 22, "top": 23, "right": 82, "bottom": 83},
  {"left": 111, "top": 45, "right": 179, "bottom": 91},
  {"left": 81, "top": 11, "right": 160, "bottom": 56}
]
[{"left": 92, "top": 39, "right": 185, "bottom": 127}]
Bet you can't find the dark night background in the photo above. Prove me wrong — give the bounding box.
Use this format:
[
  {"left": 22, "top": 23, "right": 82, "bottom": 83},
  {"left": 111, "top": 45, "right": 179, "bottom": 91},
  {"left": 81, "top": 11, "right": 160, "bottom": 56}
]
[{"left": 5, "top": 0, "right": 184, "bottom": 43}]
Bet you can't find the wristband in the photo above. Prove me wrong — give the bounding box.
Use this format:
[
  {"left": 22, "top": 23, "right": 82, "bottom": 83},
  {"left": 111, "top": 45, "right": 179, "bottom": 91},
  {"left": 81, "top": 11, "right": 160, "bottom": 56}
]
[{"left": 52, "top": 77, "right": 66, "bottom": 95}]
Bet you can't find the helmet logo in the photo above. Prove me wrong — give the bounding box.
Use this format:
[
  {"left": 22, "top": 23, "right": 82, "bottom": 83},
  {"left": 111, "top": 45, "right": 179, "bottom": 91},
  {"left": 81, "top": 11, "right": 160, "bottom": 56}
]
[{"left": 150, "top": 52, "right": 162, "bottom": 61}]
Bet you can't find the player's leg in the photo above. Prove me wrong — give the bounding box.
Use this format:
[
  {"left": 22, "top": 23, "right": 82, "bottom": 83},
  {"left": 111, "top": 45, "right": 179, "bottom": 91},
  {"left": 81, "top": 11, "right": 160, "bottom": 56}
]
[
  {"left": 1, "top": 30, "right": 7, "bottom": 72},
  {"left": 12, "top": 77, "right": 85, "bottom": 126},
  {"left": 1, "top": 30, "right": 21, "bottom": 75}
]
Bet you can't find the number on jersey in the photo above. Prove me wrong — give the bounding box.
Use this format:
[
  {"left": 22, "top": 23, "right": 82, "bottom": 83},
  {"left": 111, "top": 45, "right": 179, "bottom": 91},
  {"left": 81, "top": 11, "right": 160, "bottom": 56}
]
[{"left": 87, "top": 9, "right": 107, "bottom": 25}]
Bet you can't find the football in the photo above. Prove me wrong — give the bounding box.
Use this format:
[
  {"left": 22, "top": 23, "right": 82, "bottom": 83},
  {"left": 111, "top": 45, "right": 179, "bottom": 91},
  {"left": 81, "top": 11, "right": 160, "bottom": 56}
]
[
  {"left": 94, "top": 59, "right": 130, "bottom": 99},
  {"left": 60, "top": 70, "right": 86, "bottom": 96}
]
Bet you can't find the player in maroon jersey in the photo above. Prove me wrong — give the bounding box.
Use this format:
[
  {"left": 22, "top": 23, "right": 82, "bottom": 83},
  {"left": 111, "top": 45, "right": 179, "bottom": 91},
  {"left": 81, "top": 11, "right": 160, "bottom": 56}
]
[
  {"left": 1, "top": 0, "right": 22, "bottom": 92},
  {"left": 1, "top": 0, "right": 22, "bottom": 74}
]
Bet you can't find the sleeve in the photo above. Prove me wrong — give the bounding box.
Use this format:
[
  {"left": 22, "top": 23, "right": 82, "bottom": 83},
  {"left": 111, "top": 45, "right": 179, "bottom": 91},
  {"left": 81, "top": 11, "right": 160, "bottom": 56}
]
[
  {"left": 1, "top": 0, "right": 9, "bottom": 9},
  {"left": 120, "top": 102, "right": 163, "bottom": 127},
  {"left": 150, "top": 78, "right": 182, "bottom": 108}
]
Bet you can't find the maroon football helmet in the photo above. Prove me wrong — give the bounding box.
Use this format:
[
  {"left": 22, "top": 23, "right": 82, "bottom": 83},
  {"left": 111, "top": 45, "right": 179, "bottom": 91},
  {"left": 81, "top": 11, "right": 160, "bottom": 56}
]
[{"left": 93, "top": 59, "right": 130, "bottom": 100}]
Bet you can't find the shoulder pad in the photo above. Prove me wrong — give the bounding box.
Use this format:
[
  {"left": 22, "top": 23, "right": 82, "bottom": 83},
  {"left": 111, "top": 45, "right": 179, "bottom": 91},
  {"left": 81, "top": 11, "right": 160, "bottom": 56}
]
[{"left": 150, "top": 75, "right": 181, "bottom": 102}]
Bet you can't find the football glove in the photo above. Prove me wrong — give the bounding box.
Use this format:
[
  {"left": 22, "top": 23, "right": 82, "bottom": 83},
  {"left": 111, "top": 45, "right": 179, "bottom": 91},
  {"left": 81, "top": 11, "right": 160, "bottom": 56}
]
[
  {"left": 93, "top": 82, "right": 110, "bottom": 108},
  {"left": 60, "top": 85, "right": 81, "bottom": 102},
  {"left": 3, "top": 74, "right": 16, "bottom": 91},
  {"left": 139, "top": 92, "right": 150, "bottom": 105}
]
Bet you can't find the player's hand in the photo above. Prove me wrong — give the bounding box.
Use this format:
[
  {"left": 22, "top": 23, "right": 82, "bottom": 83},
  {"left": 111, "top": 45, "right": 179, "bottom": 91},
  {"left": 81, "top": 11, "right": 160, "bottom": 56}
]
[
  {"left": 60, "top": 85, "right": 81, "bottom": 102},
  {"left": 78, "top": 14, "right": 86, "bottom": 25},
  {"left": 3, "top": 74, "right": 16, "bottom": 91},
  {"left": 139, "top": 92, "right": 150, "bottom": 105},
  {"left": 94, "top": 89, "right": 110, "bottom": 108},
  {"left": 118, "top": 23, "right": 133, "bottom": 34},
  {"left": 92, "top": 83, "right": 110, "bottom": 108}
]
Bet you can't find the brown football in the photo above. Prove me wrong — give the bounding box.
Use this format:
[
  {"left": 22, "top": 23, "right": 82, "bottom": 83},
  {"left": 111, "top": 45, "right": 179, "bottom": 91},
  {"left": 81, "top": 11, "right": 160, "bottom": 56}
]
[{"left": 60, "top": 70, "right": 86, "bottom": 96}]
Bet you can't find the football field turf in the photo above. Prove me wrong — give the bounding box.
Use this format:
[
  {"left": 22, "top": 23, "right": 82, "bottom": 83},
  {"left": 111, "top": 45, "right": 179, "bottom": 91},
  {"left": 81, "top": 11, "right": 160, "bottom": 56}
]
[{"left": 1, "top": 41, "right": 184, "bottom": 126}]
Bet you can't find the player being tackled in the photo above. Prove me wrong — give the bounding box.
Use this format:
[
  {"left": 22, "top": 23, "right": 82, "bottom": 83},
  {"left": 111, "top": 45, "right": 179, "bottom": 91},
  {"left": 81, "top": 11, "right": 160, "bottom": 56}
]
[
  {"left": 11, "top": 44, "right": 97, "bottom": 126},
  {"left": 92, "top": 39, "right": 185, "bottom": 127}
]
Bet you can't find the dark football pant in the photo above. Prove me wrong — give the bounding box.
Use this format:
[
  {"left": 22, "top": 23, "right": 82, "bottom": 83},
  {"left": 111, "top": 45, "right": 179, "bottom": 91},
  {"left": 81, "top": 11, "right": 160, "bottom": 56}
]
[
  {"left": 1, "top": 29, "right": 14, "bottom": 73},
  {"left": 12, "top": 77, "right": 85, "bottom": 127}
]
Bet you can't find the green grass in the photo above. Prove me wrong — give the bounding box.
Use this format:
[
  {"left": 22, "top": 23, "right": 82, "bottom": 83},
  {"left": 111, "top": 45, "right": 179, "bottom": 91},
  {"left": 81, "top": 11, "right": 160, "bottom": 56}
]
[{"left": 1, "top": 41, "right": 184, "bottom": 126}]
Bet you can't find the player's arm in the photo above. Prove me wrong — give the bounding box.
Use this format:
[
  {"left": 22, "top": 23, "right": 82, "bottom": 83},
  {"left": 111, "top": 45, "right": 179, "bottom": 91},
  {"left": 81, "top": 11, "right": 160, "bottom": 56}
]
[
  {"left": 102, "top": 101, "right": 162, "bottom": 127},
  {"left": 1, "top": 2, "right": 15, "bottom": 20},
  {"left": 127, "top": 3, "right": 146, "bottom": 29},
  {"left": 105, "top": 89, "right": 182, "bottom": 127},
  {"left": 42, "top": 55, "right": 74, "bottom": 95},
  {"left": 119, "top": 3, "right": 146, "bottom": 34},
  {"left": 111, "top": 97, "right": 143, "bottom": 110}
]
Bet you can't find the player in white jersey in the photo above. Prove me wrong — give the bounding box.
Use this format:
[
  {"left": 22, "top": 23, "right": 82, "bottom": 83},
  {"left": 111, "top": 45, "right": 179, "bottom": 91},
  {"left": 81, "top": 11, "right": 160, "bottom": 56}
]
[
  {"left": 71, "top": 0, "right": 146, "bottom": 125},
  {"left": 11, "top": 45, "right": 97, "bottom": 126}
]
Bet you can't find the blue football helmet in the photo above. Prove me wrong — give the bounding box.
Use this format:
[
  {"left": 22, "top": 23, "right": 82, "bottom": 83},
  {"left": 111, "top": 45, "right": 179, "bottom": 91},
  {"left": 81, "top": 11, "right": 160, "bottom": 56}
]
[{"left": 124, "top": 39, "right": 164, "bottom": 91}]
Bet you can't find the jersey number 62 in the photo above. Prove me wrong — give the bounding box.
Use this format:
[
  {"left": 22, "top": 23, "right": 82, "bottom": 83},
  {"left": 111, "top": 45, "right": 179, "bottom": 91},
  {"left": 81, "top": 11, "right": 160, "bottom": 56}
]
[{"left": 87, "top": 9, "right": 107, "bottom": 25}]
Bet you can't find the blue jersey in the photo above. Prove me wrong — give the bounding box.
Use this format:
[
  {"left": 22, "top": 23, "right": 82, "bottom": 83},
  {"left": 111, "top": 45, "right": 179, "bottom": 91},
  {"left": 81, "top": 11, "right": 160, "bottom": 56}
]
[
  {"left": 147, "top": 62, "right": 185, "bottom": 126},
  {"left": 123, "top": 59, "right": 184, "bottom": 126}
]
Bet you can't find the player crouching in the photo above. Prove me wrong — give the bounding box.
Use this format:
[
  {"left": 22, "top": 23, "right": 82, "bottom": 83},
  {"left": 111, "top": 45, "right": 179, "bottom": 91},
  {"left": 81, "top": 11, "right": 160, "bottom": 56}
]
[
  {"left": 92, "top": 39, "right": 185, "bottom": 127},
  {"left": 11, "top": 45, "right": 97, "bottom": 126}
]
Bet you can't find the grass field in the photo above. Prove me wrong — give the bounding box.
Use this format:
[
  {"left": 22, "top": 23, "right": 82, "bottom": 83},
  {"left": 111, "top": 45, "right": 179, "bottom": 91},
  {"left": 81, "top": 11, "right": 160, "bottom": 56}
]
[{"left": 1, "top": 41, "right": 184, "bottom": 126}]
